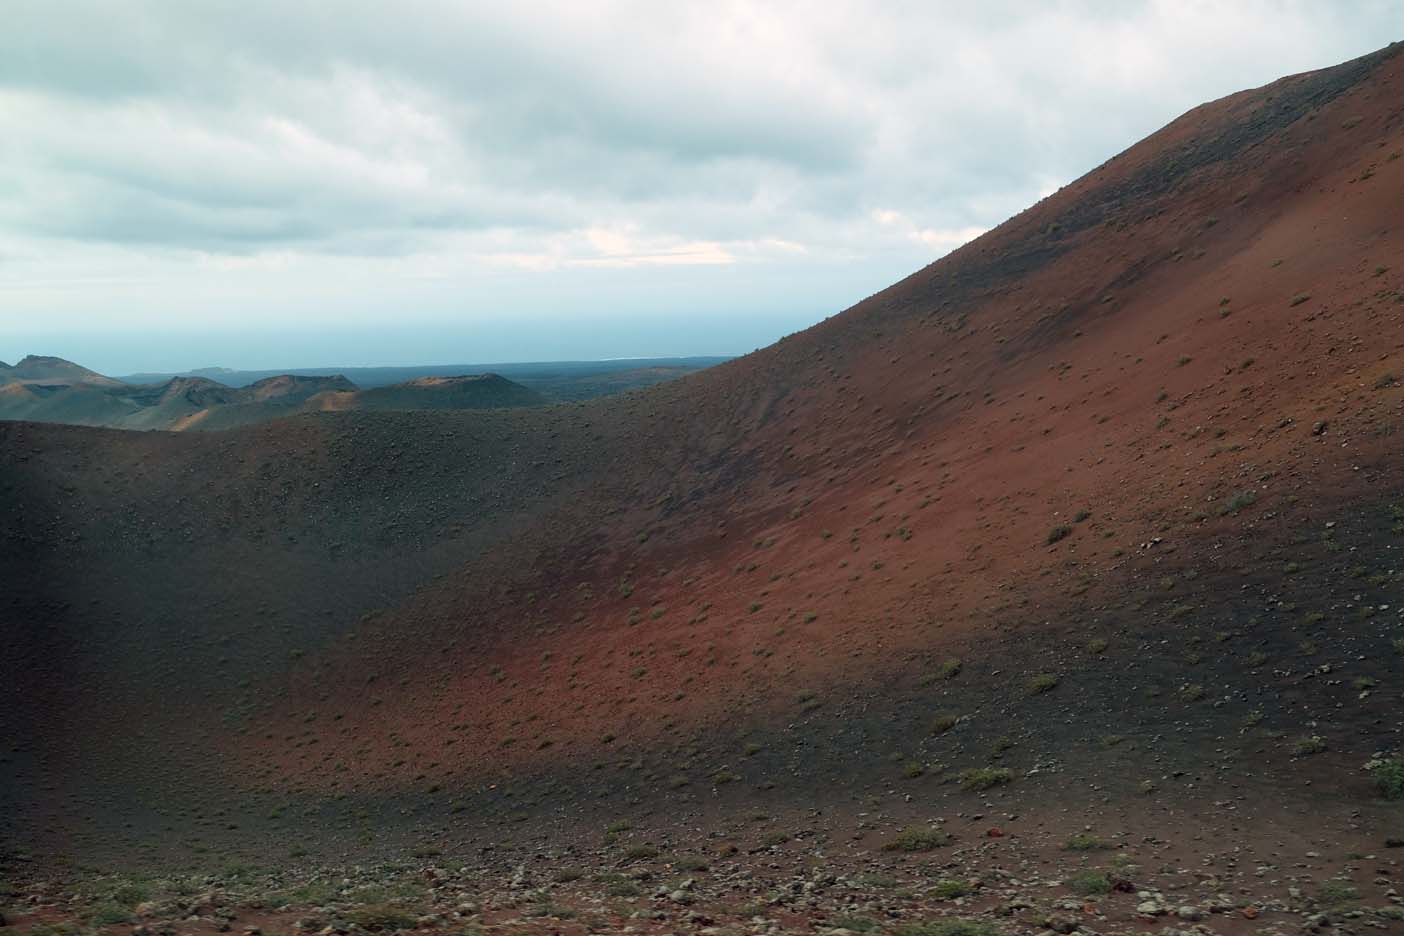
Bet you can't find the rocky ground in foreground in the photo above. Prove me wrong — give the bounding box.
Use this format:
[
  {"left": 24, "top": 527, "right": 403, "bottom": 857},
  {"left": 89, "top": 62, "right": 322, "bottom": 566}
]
[{"left": 7, "top": 800, "right": 1404, "bottom": 936}]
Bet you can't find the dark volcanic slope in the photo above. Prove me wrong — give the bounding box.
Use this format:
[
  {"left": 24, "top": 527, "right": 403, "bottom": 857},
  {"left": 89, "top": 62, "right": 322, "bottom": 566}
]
[{"left": 3, "top": 44, "right": 1404, "bottom": 865}]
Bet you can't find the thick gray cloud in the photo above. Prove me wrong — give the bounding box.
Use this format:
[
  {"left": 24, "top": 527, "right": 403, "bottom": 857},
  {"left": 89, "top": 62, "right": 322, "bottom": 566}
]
[{"left": 1, "top": 1, "right": 1398, "bottom": 371}]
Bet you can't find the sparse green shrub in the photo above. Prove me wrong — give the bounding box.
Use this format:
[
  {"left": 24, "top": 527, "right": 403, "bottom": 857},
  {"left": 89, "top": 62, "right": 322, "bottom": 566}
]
[
  {"left": 27, "top": 925, "right": 82, "bottom": 936},
  {"left": 1370, "top": 757, "right": 1404, "bottom": 799},
  {"left": 524, "top": 902, "right": 575, "bottom": 919},
  {"left": 829, "top": 915, "right": 879, "bottom": 932},
  {"left": 1292, "top": 735, "right": 1327, "bottom": 757},
  {"left": 1221, "top": 489, "right": 1259, "bottom": 514},
  {"left": 931, "top": 713, "right": 959, "bottom": 734},
  {"left": 882, "top": 825, "right": 954, "bottom": 851},
  {"left": 624, "top": 845, "right": 659, "bottom": 860},
  {"left": 930, "top": 879, "right": 972, "bottom": 900},
  {"left": 110, "top": 883, "right": 150, "bottom": 908},
  {"left": 851, "top": 872, "right": 898, "bottom": 889},
  {"left": 958, "top": 767, "right": 1013, "bottom": 791},
  {"left": 89, "top": 904, "right": 134, "bottom": 926},
  {"left": 890, "top": 921, "right": 1001, "bottom": 936},
  {"left": 1317, "top": 880, "right": 1359, "bottom": 905},
  {"left": 1047, "top": 525, "right": 1072, "bottom": 544},
  {"left": 343, "top": 905, "right": 419, "bottom": 931},
  {"left": 606, "top": 881, "right": 641, "bottom": 897},
  {"left": 1027, "top": 673, "right": 1059, "bottom": 694},
  {"left": 269, "top": 882, "right": 337, "bottom": 908},
  {"left": 1066, "top": 870, "right": 1111, "bottom": 895},
  {"left": 1063, "top": 832, "right": 1111, "bottom": 851}
]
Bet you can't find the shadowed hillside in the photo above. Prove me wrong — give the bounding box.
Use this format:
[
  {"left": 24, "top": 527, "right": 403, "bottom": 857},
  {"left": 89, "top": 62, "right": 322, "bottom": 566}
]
[{"left": 3, "top": 42, "right": 1404, "bottom": 936}]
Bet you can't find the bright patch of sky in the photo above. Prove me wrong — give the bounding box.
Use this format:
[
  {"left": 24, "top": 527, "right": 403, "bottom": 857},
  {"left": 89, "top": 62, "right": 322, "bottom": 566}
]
[{"left": 1, "top": 1, "right": 1396, "bottom": 372}]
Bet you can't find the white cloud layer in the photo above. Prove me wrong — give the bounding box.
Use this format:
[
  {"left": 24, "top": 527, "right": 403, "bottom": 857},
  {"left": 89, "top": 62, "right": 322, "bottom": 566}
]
[{"left": 0, "top": 0, "right": 1397, "bottom": 370}]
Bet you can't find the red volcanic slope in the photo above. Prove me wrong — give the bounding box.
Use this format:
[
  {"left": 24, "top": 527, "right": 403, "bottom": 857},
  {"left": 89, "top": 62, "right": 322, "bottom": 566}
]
[
  {"left": 241, "top": 45, "right": 1404, "bottom": 792},
  {"left": 2, "top": 45, "right": 1402, "bottom": 859}
]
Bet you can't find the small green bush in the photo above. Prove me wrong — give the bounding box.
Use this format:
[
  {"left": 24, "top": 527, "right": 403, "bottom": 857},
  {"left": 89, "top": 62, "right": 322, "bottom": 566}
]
[
  {"left": 89, "top": 904, "right": 134, "bottom": 926},
  {"left": 891, "top": 921, "right": 1001, "bottom": 936},
  {"left": 852, "top": 872, "right": 897, "bottom": 889},
  {"left": 1318, "top": 880, "right": 1359, "bottom": 905},
  {"left": 1371, "top": 757, "right": 1404, "bottom": 799},
  {"left": 882, "top": 825, "right": 954, "bottom": 851},
  {"left": 111, "top": 883, "right": 150, "bottom": 908},
  {"left": 343, "top": 905, "right": 420, "bottom": 931},
  {"left": 930, "top": 879, "right": 971, "bottom": 900},
  {"left": 1027, "top": 673, "right": 1059, "bottom": 694},
  {"left": 1221, "top": 489, "right": 1259, "bottom": 514},
  {"left": 1292, "top": 735, "right": 1327, "bottom": 757},
  {"left": 958, "top": 767, "right": 1013, "bottom": 791},
  {"left": 1066, "top": 870, "right": 1111, "bottom": 895},
  {"left": 1047, "top": 525, "right": 1072, "bottom": 544},
  {"left": 1063, "top": 832, "right": 1111, "bottom": 851}
]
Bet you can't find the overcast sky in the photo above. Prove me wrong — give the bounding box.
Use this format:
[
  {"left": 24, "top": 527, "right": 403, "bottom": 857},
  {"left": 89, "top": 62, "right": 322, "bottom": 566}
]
[{"left": 1, "top": 1, "right": 1398, "bottom": 373}]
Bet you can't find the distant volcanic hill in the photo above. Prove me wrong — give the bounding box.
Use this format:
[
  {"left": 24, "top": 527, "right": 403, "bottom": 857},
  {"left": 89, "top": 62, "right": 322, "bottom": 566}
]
[
  {"left": 0, "top": 362, "right": 545, "bottom": 430},
  {"left": 0, "top": 353, "right": 123, "bottom": 387},
  {"left": 311, "top": 374, "right": 545, "bottom": 413},
  {"left": 3, "top": 42, "right": 1403, "bottom": 878}
]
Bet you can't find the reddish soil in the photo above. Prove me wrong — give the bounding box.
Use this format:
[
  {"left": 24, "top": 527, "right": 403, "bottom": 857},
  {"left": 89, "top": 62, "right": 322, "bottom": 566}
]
[{"left": 233, "top": 41, "right": 1404, "bottom": 793}]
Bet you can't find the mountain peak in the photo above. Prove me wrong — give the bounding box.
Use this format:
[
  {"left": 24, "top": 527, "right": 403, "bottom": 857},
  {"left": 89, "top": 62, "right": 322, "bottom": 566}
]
[{"left": 0, "top": 355, "right": 121, "bottom": 387}]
